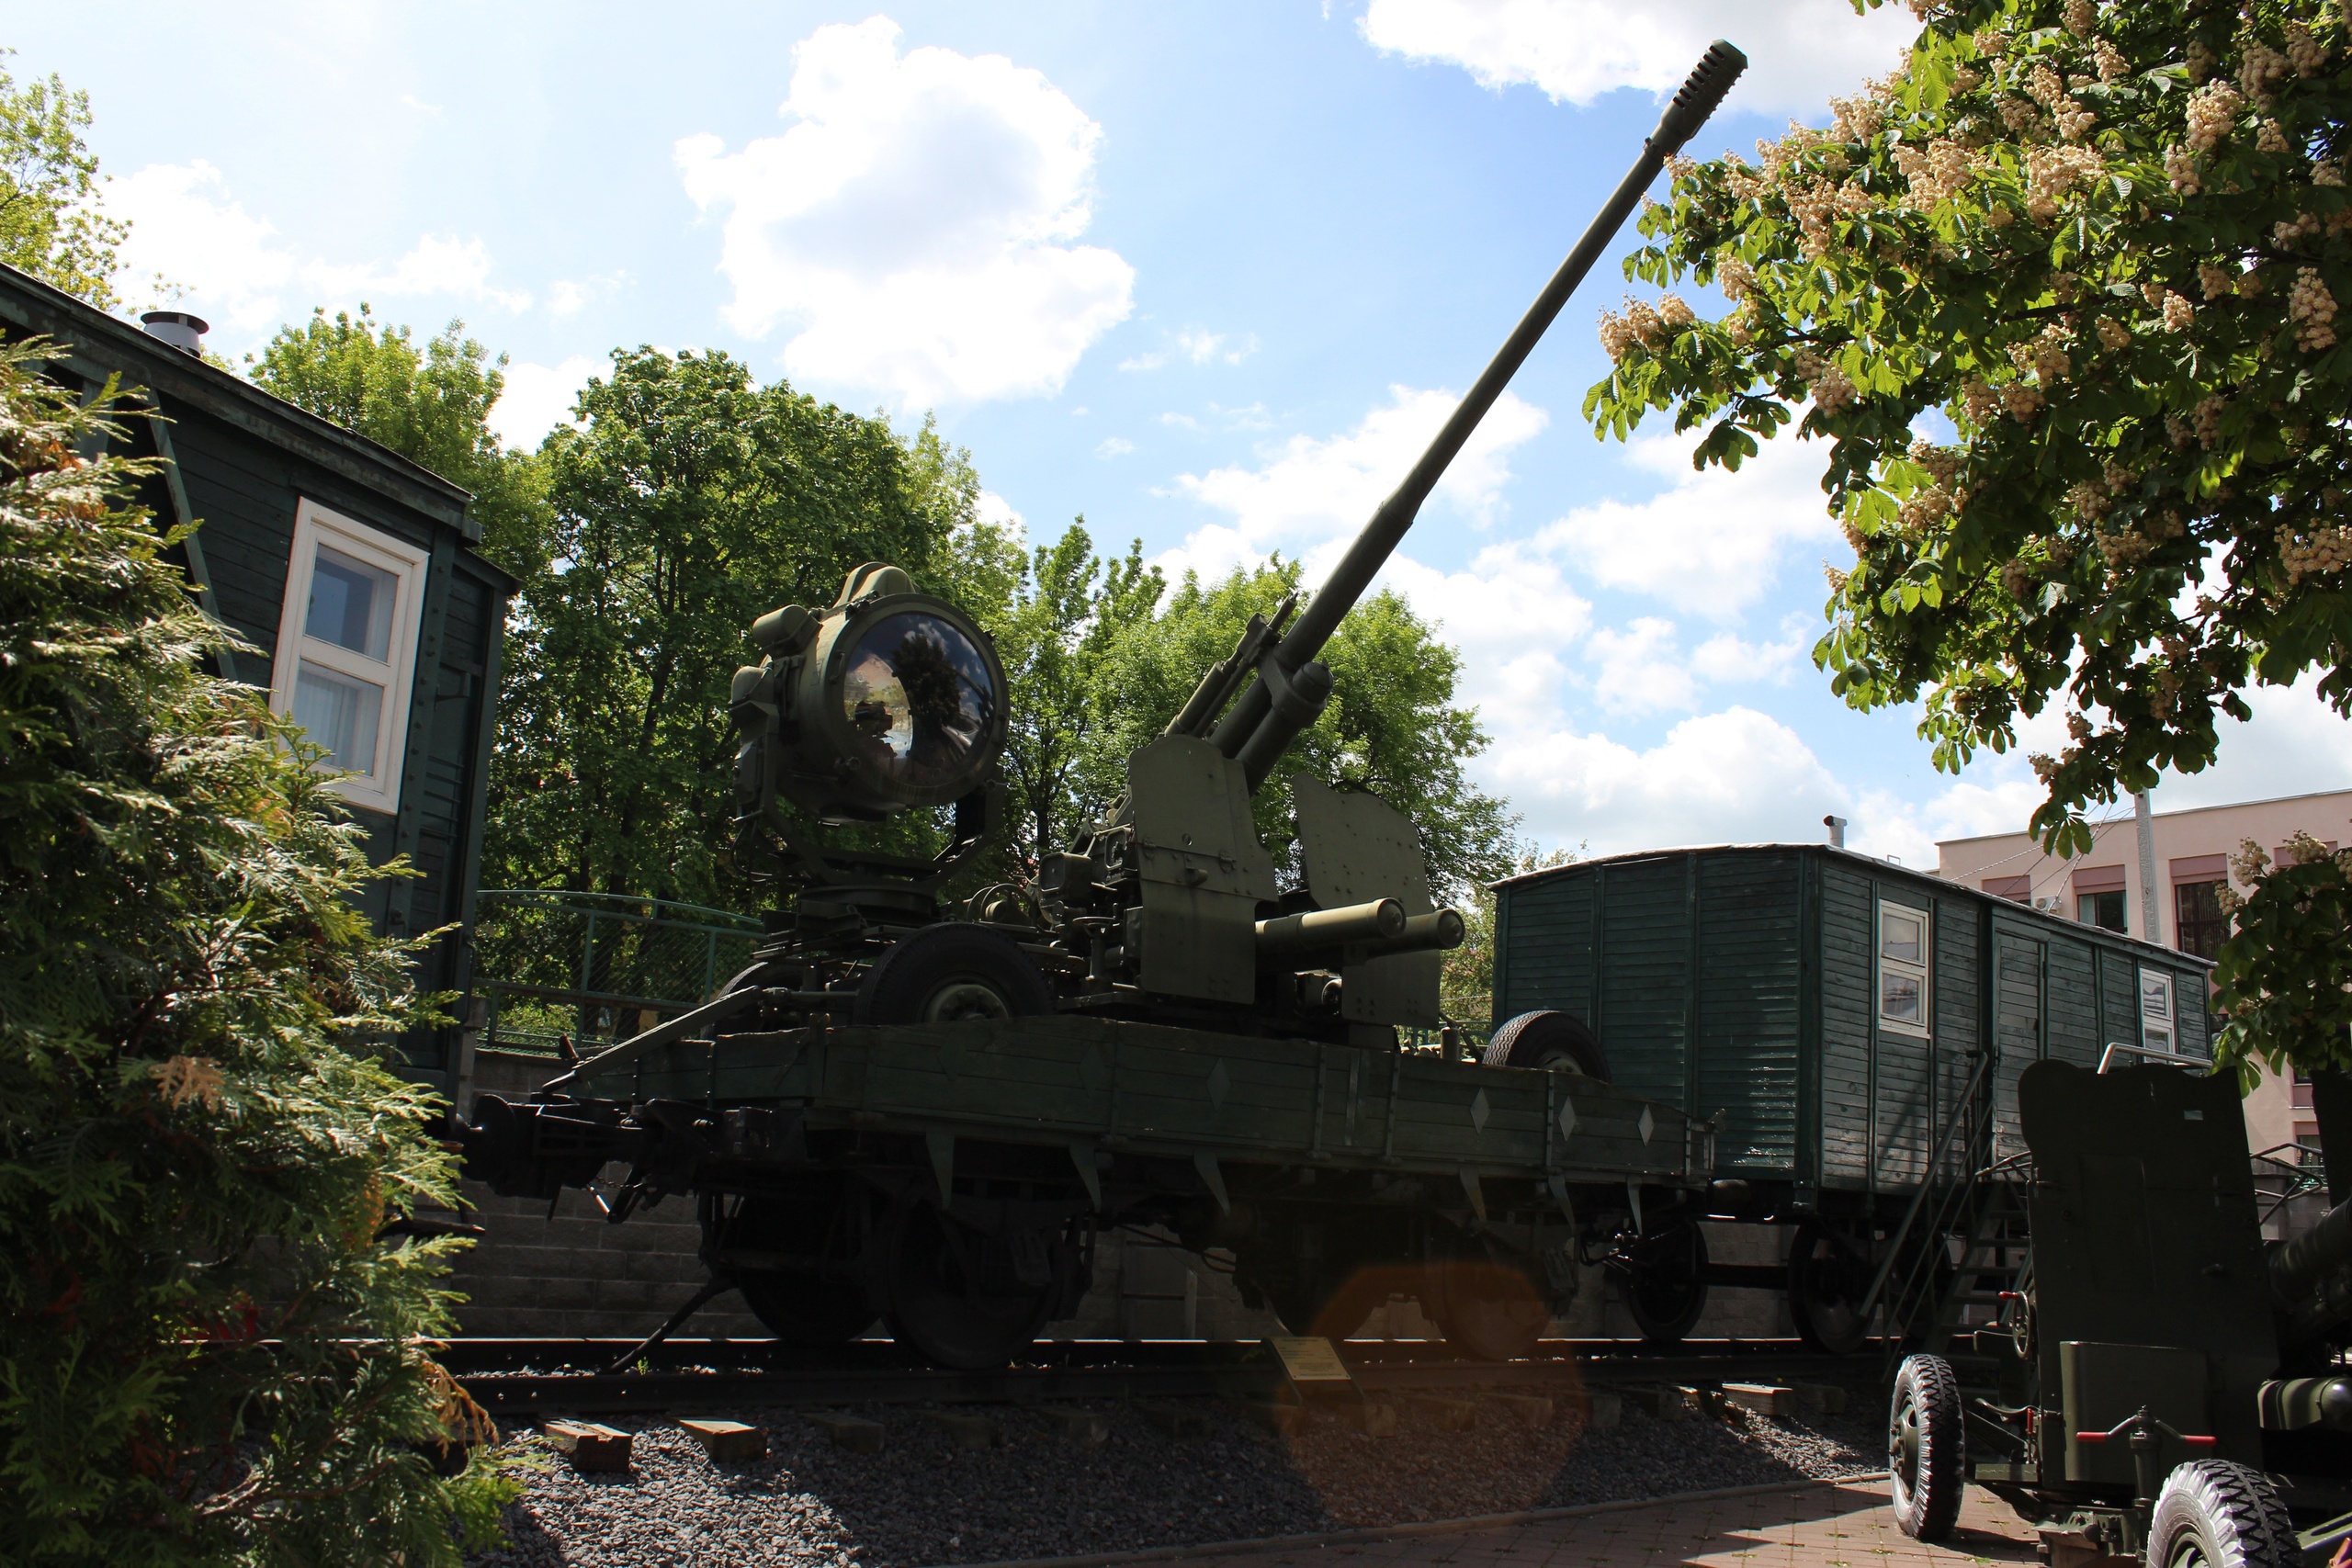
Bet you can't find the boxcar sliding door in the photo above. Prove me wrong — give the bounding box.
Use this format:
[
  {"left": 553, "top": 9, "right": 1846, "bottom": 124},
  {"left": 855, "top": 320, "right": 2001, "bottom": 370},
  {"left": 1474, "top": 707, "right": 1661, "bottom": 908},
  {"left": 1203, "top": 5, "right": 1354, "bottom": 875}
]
[{"left": 1991, "top": 931, "right": 2045, "bottom": 1161}]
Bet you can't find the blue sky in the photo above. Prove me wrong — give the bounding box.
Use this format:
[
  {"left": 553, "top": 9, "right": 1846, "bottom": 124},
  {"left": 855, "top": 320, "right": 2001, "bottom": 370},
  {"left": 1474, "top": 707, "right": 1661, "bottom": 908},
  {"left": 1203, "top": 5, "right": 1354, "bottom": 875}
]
[{"left": 22, "top": 0, "right": 2352, "bottom": 865}]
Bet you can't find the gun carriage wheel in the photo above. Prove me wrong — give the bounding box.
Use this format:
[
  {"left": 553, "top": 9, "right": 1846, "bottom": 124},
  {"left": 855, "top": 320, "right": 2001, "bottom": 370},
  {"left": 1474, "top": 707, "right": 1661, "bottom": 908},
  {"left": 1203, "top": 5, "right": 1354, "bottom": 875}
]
[
  {"left": 2146, "top": 1461, "right": 2299, "bottom": 1568},
  {"left": 1888, "top": 1352, "right": 1964, "bottom": 1540},
  {"left": 853, "top": 924, "right": 1054, "bottom": 1025},
  {"left": 1485, "top": 1010, "right": 1611, "bottom": 1080}
]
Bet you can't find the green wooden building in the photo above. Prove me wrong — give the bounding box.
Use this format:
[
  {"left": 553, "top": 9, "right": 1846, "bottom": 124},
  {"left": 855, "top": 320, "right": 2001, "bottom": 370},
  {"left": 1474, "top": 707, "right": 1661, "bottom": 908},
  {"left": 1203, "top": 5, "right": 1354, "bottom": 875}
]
[
  {"left": 1491, "top": 842, "right": 2215, "bottom": 1216},
  {"left": 0, "top": 262, "right": 514, "bottom": 1090}
]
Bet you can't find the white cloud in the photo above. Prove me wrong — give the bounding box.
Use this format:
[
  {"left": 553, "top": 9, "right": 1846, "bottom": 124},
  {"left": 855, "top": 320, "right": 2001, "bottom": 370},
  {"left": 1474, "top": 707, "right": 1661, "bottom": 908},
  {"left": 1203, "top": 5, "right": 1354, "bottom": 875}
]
[
  {"left": 1359, "top": 0, "right": 1919, "bottom": 119},
  {"left": 1488, "top": 705, "right": 1853, "bottom": 854},
  {"left": 1166, "top": 384, "right": 1549, "bottom": 577},
  {"left": 1536, "top": 427, "right": 1839, "bottom": 621},
  {"left": 489, "top": 355, "right": 600, "bottom": 450},
  {"left": 1119, "top": 351, "right": 1167, "bottom": 371},
  {"left": 1690, "top": 624, "right": 1808, "bottom": 682},
  {"left": 107, "top": 160, "right": 532, "bottom": 341},
  {"left": 1095, "top": 435, "right": 1136, "bottom": 458},
  {"left": 674, "top": 17, "right": 1135, "bottom": 404},
  {"left": 1585, "top": 617, "right": 1695, "bottom": 715},
  {"left": 977, "top": 489, "right": 1024, "bottom": 532}
]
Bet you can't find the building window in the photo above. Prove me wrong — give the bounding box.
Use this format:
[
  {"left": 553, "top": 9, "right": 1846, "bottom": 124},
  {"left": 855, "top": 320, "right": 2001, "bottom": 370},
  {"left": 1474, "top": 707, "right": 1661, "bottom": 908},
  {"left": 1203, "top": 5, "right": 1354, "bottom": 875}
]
[
  {"left": 2139, "top": 968, "right": 2176, "bottom": 1053},
  {"left": 2175, "top": 879, "right": 2229, "bottom": 959},
  {"left": 2077, "top": 890, "right": 2128, "bottom": 932},
  {"left": 266, "top": 500, "right": 425, "bottom": 815},
  {"left": 1878, "top": 900, "right": 1932, "bottom": 1038}
]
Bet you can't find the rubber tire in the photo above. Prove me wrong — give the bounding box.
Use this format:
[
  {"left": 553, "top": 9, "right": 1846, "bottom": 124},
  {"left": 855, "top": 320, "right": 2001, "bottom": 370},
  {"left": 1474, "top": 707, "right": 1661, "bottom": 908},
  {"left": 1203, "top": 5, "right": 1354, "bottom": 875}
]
[
  {"left": 2148, "top": 1461, "right": 2298, "bottom": 1568},
  {"left": 1484, "top": 1010, "right": 1611, "bottom": 1081},
  {"left": 1788, "top": 1219, "right": 1871, "bottom": 1356},
  {"left": 735, "top": 1274, "right": 878, "bottom": 1346},
  {"left": 854, "top": 923, "right": 1054, "bottom": 1027},
  {"left": 1888, "top": 1353, "right": 1965, "bottom": 1541},
  {"left": 1623, "top": 1219, "right": 1709, "bottom": 1345}
]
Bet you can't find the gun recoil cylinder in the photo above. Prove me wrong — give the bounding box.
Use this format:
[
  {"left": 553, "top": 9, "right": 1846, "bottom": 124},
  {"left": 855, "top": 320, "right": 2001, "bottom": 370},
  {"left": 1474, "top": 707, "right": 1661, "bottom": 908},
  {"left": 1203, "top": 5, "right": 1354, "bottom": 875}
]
[{"left": 1256, "top": 898, "right": 1407, "bottom": 955}]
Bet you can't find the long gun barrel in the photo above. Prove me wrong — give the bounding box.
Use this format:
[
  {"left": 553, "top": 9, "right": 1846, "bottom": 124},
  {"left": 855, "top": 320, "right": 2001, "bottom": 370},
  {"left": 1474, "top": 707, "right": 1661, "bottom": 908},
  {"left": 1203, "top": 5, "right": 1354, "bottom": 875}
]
[{"left": 1205, "top": 39, "right": 1748, "bottom": 789}]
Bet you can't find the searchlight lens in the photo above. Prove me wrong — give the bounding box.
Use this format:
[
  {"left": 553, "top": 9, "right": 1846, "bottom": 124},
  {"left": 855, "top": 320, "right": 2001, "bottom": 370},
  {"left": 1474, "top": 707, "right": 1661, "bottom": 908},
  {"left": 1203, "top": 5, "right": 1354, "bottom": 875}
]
[{"left": 839, "top": 611, "right": 1001, "bottom": 795}]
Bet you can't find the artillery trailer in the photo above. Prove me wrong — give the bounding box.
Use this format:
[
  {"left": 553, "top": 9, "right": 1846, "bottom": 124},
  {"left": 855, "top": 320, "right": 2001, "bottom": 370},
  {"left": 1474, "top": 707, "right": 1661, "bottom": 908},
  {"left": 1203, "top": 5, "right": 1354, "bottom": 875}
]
[{"left": 456, "top": 44, "right": 1754, "bottom": 1370}]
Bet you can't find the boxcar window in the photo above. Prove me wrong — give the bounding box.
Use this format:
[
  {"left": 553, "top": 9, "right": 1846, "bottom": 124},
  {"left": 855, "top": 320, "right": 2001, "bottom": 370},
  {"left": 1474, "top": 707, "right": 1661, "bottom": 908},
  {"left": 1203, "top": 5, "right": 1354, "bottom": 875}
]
[
  {"left": 266, "top": 499, "right": 427, "bottom": 815},
  {"left": 2138, "top": 968, "right": 2176, "bottom": 1053},
  {"left": 1878, "top": 900, "right": 1931, "bottom": 1037}
]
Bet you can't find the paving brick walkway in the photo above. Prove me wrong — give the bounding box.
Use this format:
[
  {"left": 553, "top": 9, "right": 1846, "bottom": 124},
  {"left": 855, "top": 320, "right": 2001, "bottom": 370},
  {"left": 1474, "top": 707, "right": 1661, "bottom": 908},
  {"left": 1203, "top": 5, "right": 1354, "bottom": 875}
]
[{"left": 1196, "top": 1481, "right": 2040, "bottom": 1568}]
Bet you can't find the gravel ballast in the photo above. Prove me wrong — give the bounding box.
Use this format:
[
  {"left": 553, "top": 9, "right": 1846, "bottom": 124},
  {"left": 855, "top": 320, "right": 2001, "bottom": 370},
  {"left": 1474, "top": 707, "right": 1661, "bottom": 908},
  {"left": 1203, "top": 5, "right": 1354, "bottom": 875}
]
[{"left": 469, "top": 1383, "right": 1883, "bottom": 1568}]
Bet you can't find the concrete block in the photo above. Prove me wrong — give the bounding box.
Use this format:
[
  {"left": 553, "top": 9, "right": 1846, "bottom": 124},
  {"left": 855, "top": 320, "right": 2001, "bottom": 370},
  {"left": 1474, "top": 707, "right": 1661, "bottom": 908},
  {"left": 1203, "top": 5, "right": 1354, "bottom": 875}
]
[
  {"left": 925, "top": 1411, "right": 1001, "bottom": 1450},
  {"left": 1583, "top": 1391, "right": 1623, "bottom": 1430},
  {"left": 1625, "top": 1384, "right": 1694, "bottom": 1421},
  {"left": 1400, "top": 1393, "right": 1480, "bottom": 1431},
  {"left": 1722, "top": 1383, "right": 1793, "bottom": 1417},
  {"left": 808, "top": 1413, "right": 886, "bottom": 1454},
  {"left": 679, "top": 1418, "right": 766, "bottom": 1462},
  {"left": 1135, "top": 1401, "right": 1211, "bottom": 1439},
  {"left": 1487, "top": 1393, "right": 1554, "bottom": 1427},
  {"left": 1040, "top": 1406, "right": 1110, "bottom": 1445},
  {"left": 1790, "top": 1381, "right": 1849, "bottom": 1415},
  {"left": 543, "top": 1419, "right": 632, "bottom": 1472},
  {"left": 1343, "top": 1399, "right": 1398, "bottom": 1437}
]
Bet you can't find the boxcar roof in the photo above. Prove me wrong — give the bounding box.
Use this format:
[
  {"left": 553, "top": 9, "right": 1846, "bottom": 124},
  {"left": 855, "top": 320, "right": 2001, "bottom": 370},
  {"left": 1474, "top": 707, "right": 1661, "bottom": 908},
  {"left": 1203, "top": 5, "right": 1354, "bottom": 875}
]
[
  {"left": 1494, "top": 840, "right": 2212, "bottom": 970},
  {"left": 0, "top": 261, "right": 481, "bottom": 541}
]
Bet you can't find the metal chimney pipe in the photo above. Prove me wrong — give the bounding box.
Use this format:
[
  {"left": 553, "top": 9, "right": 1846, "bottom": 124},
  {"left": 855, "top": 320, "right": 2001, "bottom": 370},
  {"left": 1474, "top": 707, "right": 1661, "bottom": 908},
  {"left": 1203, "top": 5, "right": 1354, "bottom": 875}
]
[
  {"left": 140, "top": 310, "right": 209, "bottom": 356},
  {"left": 1824, "top": 815, "right": 1848, "bottom": 850}
]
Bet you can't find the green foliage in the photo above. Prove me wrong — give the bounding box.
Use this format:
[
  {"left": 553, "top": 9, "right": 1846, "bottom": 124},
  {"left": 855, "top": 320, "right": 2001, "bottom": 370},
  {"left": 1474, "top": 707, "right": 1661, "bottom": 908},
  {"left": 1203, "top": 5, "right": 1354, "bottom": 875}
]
[
  {"left": 1085, "top": 560, "right": 1518, "bottom": 899},
  {"left": 951, "top": 517, "right": 1164, "bottom": 871},
  {"left": 486, "top": 347, "right": 954, "bottom": 905},
  {"left": 2211, "top": 832, "right": 2352, "bottom": 1084},
  {"left": 1586, "top": 0, "right": 2352, "bottom": 854},
  {"left": 0, "top": 54, "right": 128, "bottom": 309},
  {"left": 0, "top": 343, "right": 517, "bottom": 1562},
  {"left": 247, "top": 306, "right": 551, "bottom": 581}
]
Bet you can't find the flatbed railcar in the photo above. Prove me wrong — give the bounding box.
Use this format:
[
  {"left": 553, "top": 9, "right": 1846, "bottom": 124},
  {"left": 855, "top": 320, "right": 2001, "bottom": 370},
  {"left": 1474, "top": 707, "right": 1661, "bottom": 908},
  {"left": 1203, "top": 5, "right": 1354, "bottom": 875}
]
[{"left": 1488, "top": 842, "right": 2217, "bottom": 1350}]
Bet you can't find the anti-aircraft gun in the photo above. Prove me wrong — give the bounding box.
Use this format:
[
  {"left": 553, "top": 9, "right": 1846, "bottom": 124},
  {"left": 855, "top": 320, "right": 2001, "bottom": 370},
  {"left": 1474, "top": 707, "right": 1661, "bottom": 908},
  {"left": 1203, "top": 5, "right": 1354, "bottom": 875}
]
[
  {"left": 1886, "top": 1060, "right": 2352, "bottom": 1568},
  {"left": 457, "top": 42, "right": 1751, "bottom": 1371}
]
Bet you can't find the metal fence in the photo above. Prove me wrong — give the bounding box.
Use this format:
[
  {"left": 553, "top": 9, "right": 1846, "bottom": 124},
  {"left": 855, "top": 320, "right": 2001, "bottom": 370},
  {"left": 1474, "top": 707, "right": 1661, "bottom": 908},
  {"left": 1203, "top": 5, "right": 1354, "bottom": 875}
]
[{"left": 469, "top": 890, "right": 764, "bottom": 1057}]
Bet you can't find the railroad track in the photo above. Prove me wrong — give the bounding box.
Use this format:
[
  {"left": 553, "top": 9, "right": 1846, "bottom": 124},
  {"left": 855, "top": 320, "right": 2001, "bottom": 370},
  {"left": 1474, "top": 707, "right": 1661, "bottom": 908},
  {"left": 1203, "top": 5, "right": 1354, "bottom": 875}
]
[{"left": 451, "top": 1337, "right": 1864, "bottom": 1418}]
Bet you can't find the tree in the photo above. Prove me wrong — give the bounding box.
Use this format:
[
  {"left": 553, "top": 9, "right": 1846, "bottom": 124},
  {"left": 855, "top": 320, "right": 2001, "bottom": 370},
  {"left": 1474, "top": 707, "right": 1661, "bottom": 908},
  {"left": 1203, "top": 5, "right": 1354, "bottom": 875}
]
[
  {"left": 2211, "top": 832, "right": 2352, "bottom": 1084},
  {"left": 0, "top": 344, "right": 514, "bottom": 1562},
  {"left": 1586, "top": 0, "right": 2352, "bottom": 858},
  {"left": 248, "top": 306, "right": 549, "bottom": 581},
  {"left": 485, "top": 347, "right": 956, "bottom": 906},
  {"left": 1084, "top": 560, "right": 1518, "bottom": 900},
  {"left": 0, "top": 55, "right": 128, "bottom": 308},
  {"left": 955, "top": 519, "right": 1163, "bottom": 874}
]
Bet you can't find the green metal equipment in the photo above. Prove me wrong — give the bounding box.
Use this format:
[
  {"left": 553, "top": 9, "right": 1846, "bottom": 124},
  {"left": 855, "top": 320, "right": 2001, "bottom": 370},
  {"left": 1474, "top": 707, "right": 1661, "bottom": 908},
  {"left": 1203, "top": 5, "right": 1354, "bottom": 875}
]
[
  {"left": 455, "top": 41, "right": 1754, "bottom": 1371},
  {"left": 1889, "top": 1060, "right": 2352, "bottom": 1568}
]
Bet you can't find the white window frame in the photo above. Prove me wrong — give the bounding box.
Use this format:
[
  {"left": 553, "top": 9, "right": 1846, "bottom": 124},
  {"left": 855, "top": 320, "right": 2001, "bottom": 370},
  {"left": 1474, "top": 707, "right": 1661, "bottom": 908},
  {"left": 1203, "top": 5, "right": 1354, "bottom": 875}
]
[
  {"left": 1876, "top": 898, "right": 1933, "bottom": 1040},
  {"left": 266, "top": 499, "right": 426, "bottom": 815},
  {"left": 2138, "top": 967, "right": 2177, "bottom": 1054}
]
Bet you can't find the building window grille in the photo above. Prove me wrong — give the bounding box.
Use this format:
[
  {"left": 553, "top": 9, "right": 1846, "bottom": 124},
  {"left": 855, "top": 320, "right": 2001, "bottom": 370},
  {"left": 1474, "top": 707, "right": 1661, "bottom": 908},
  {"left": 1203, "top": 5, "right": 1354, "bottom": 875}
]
[{"left": 2175, "top": 879, "right": 2229, "bottom": 959}]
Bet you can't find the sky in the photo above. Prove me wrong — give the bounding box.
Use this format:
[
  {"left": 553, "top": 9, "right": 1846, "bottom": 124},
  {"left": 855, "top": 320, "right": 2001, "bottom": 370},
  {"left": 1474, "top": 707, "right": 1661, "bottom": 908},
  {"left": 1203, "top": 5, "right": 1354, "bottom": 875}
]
[{"left": 21, "top": 0, "right": 2352, "bottom": 868}]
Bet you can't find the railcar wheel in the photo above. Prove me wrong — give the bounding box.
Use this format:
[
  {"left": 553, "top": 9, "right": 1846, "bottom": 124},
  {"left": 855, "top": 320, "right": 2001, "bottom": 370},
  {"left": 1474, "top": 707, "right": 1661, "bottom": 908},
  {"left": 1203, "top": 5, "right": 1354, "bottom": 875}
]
[
  {"left": 2148, "top": 1461, "right": 2297, "bottom": 1568},
  {"left": 854, "top": 924, "right": 1054, "bottom": 1026},
  {"left": 735, "top": 1274, "right": 877, "bottom": 1346},
  {"left": 1623, "top": 1219, "right": 1708, "bottom": 1345},
  {"left": 1788, "top": 1219, "right": 1872, "bottom": 1355},
  {"left": 1435, "top": 1257, "right": 1550, "bottom": 1361},
  {"left": 883, "top": 1201, "right": 1066, "bottom": 1371},
  {"left": 1484, "top": 1010, "right": 1611, "bottom": 1080},
  {"left": 1888, "top": 1353, "right": 1964, "bottom": 1540}
]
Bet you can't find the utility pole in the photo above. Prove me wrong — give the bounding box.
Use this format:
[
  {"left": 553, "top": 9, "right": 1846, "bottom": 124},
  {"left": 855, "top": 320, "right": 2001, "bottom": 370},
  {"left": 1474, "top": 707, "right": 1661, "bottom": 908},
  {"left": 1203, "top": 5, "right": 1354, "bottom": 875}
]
[{"left": 2135, "top": 791, "right": 2160, "bottom": 943}]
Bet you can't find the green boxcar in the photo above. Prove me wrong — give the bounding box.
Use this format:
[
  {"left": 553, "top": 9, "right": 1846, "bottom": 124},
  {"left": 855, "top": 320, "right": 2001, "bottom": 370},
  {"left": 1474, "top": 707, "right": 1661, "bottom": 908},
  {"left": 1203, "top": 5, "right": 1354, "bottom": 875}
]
[{"left": 1492, "top": 843, "right": 2214, "bottom": 1214}]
